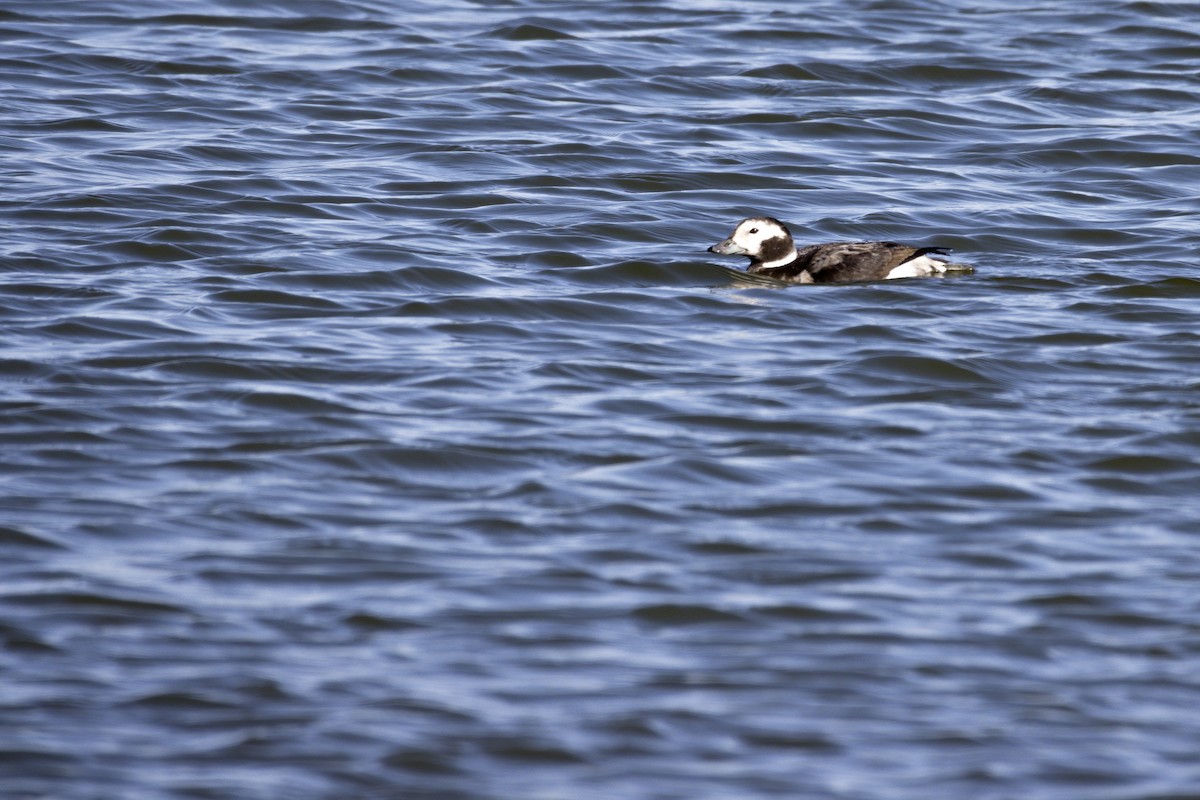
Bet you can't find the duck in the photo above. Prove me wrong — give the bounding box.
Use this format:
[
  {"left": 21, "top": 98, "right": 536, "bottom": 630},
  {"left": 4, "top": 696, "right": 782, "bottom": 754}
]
[{"left": 708, "top": 216, "right": 956, "bottom": 284}]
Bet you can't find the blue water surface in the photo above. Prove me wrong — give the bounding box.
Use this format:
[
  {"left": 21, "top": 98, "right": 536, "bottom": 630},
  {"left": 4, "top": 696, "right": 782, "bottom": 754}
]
[{"left": 3, "top": 1, "right": 1200, "bottom": 797}]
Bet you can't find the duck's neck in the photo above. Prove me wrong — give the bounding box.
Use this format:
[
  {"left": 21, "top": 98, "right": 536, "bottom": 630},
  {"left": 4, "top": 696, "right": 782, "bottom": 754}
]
[
  {"left": 754, "top": 235, "right": 798, "bottom": 269},
  {"left": 754, "top": 248, "right": 799, "bottom": 269}
]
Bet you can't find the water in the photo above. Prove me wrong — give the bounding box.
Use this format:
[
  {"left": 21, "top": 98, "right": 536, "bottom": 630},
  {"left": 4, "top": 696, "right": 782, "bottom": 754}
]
[{"left": 3, "top": 0, "right": 1200, "bottom": 797}]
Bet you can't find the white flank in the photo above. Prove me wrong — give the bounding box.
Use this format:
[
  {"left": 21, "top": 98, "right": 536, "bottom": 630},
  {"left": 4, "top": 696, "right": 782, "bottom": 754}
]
[{"left": 885, "top": 255, "right": 949, "bottom": 280}]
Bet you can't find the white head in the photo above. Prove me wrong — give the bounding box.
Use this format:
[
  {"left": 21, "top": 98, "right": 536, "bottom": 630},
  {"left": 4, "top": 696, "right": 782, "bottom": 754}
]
[{"left": 708, "top": 217, "right": 798, "bottom": 268}]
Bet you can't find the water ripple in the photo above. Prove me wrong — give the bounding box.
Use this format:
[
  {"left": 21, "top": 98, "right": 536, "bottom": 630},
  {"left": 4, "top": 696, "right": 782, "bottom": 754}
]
[{"left": 4, "top": 0, "right": 1200, "bottom": 798}]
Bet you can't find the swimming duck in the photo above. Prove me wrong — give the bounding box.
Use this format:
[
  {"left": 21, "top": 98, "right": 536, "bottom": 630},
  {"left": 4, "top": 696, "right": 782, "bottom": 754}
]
[{"left": 709, "top": 216, "right": 954, "bottom": 284}]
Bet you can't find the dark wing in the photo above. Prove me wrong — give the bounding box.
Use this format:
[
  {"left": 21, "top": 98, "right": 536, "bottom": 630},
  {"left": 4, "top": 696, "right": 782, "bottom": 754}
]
[
  {"left": 806, "top": 242, "right": 948, "bottom": 283},
  {"left": 751, "top": 242, "right": 951, "bottom": 284}
]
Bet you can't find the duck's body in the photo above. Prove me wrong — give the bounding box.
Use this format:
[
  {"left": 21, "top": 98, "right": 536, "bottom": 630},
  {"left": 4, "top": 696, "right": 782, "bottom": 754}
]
[{"left": 709, "top": 216, "right": 954, "bottom": 284}]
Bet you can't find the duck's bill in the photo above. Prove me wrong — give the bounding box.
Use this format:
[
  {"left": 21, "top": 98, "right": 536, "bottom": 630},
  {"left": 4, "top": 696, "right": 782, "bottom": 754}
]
[{"left": 708, "top": 238, "right": 746, "bottom": 255}]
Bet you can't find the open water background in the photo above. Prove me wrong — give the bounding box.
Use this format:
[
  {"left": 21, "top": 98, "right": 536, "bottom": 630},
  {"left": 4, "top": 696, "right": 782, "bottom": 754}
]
[{"left": 3, "top": 1, "right": 1200, "bottom": 798}]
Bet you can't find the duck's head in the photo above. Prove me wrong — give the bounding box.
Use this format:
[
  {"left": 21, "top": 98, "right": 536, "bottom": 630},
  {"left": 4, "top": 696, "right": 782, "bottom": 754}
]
[{"left": 708, "top": 217, "right": 797, "bottom": 268}]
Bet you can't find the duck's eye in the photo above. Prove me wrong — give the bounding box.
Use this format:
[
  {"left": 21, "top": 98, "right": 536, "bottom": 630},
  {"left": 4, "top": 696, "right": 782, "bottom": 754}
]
[{"left": 748, "top": 228, "right": 758, "bottom": 234}]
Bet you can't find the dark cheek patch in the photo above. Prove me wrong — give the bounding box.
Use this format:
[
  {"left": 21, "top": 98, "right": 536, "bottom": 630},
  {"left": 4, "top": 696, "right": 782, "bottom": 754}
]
[{"left": 758, "top": 235, "right": 792, "bottom": 263}]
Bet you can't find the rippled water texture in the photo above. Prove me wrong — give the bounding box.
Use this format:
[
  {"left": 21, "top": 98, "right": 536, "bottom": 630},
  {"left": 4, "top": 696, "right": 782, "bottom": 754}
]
[{"left": 4, "top": 1, "right": 1200, "bottom": 797}]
